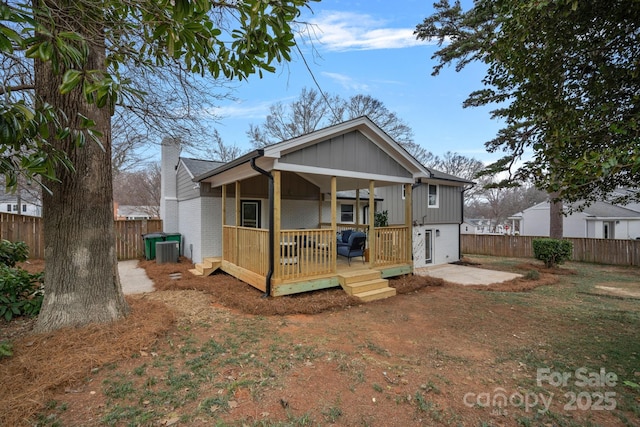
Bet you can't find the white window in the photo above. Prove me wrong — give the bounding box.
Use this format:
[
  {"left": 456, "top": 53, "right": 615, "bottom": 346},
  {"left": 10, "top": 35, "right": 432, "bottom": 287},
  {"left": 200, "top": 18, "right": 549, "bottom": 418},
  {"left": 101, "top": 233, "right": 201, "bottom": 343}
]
[
  {"left": 6, "top": 204, "right": 11, "bottom": 212},
  {"left": 22, "top": 204, "right": 27, "bottom": 212},
  {"left": 428, "top": 185, "right": 438, "bottom": 208},
  {"left": 340, "top": 204, "right": 354, "bottom": 223}
]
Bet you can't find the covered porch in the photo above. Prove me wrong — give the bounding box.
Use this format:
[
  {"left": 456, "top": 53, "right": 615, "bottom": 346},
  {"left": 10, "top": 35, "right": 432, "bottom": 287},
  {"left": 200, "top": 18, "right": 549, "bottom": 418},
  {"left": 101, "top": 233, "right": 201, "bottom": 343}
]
[
  {"left": 218, "top": 172, "right": 413, "bottom": 297},
  {"left": 193, "top": 117, "right": 428, "bottom": 298}
]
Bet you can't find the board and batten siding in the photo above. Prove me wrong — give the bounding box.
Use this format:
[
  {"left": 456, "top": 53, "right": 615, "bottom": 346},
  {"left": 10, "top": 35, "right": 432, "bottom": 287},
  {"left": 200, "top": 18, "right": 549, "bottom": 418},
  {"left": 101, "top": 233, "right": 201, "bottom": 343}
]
[
  {"left": 176, "top": 164, "right": 200, "bottom": 201},
  {"left": 413, "top": 184, "right": 463, "bottom": 224},
  {"left": 376, "top": 183, "right": 462, "bottom": 225},
  {"left": 280, "top": 131, "right": 412, "bottom": 180}
]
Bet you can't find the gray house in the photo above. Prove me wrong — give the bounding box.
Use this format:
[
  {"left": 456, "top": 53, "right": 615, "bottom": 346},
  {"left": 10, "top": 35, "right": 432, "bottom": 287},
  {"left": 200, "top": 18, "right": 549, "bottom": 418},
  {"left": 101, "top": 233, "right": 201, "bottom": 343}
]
[{"left": 161, "top": 117, "right": 471, "bottom": 299}]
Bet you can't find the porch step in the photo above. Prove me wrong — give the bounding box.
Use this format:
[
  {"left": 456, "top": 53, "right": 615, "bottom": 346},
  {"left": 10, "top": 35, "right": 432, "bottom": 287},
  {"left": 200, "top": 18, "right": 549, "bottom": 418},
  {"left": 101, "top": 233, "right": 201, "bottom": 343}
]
[
  {"left": 355, "top": 286, "right": 397, "bottom": 302},
  {"left": 338, "top": 269, "right": 382, "bottom": 286},
  {"left": 190, "top": 257, "right": 221, "bottom": 277},
  {"left": 341, "top": 278, "right": 389, "bottom": 296},
  {"left": 338, "top": 270, "right": 395, "bottom": 302}
]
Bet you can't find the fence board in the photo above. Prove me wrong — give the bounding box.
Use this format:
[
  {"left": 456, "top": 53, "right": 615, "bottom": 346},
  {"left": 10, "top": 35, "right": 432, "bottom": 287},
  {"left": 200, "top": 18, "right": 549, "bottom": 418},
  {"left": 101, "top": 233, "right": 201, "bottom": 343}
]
[
  {"left": 461, "top": 234, "right": 640, "bottom": 266},
  {"left": 0, "top": 213, "right": 162, "bottom": 260}
]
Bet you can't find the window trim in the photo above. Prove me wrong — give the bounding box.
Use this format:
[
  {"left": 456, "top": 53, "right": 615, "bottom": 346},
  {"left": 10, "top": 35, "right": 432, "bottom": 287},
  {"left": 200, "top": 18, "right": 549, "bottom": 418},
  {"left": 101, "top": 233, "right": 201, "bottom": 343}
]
[
  {"left": 340, "top": 203, "right": 355, "bottom": 224},
  {"left": 240, "top": 200, "right": 261, "bottom": 228},
  {"left": 427, "top": 184, "right": 439, "bottom": 208}
]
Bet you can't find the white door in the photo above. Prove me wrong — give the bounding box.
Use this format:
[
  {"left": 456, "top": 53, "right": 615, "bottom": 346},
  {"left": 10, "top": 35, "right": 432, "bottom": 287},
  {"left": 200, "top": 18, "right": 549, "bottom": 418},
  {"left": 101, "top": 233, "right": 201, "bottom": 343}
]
[{"left": 412, "top": 226, "right": 434, "bottom": 268}]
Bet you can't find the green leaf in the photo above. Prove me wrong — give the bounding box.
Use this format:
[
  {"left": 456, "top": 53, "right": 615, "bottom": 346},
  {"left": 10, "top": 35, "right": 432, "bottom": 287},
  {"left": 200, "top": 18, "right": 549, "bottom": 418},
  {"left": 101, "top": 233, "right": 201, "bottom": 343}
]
[{"left": 59, "top": 70, "right": 83, "bottom": 94}]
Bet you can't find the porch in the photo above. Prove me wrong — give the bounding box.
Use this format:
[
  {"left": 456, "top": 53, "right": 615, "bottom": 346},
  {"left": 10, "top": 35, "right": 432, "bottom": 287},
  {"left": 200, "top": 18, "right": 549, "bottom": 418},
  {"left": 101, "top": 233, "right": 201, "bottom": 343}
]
[{"left": 219, "top": 224, "right": 412, "bottom": 298}]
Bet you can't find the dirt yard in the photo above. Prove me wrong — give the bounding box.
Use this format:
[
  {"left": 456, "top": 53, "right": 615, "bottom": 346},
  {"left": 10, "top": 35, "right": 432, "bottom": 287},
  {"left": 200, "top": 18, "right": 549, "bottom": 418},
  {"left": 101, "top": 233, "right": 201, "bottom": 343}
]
[{"left": 1, "top": 256, "right": 639, "bottom": 426}]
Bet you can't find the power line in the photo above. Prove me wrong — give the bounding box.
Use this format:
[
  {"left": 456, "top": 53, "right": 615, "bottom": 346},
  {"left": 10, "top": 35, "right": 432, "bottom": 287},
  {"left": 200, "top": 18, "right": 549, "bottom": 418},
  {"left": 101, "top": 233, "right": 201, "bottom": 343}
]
[{"left": 294, "top": 43, "right": 342, "bottom": 123}]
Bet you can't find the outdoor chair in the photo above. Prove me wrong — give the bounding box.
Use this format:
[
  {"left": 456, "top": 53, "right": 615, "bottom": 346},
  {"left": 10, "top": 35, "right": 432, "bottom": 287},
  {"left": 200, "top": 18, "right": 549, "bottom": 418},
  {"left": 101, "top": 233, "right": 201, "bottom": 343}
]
[
  {"left": 337, "top": 231, "right": 366, "bottom": 265},
  {"left": 337, "top": 229, "right": 353, "bottom": 248}
]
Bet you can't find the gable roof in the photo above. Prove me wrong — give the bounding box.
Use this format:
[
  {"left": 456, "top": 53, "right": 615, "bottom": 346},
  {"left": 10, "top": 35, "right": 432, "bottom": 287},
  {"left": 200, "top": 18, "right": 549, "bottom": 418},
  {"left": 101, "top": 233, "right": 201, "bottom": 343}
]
[
  {"left": 581, "top": 201, "right": 640, "bottom": 218},
  {"left": 180, "top": 157, "right": 225, "bottom": 179},
  {"left": 193, "top": 116, "right": 472, "bottom": 190},
  {"left": 513, "top": 200, "right": 640, "bottom": 219}
]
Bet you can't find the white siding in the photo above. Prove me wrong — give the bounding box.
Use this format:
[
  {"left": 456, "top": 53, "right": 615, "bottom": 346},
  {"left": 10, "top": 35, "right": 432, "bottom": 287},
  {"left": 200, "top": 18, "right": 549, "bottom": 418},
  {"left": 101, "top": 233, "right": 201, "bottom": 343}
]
[
  {"left": 412, "top": 223, "right": 460, "bottom": 268},
  {"left": 563, "top": 213, "right": 589, "bottom": 238},
  {"left": 282, "top": 200, "right": 320, "bottom": 229},
  {"left": 200, "top": 197, "right": 222, "bottom": 262},
  {"left": 521, "top": 205, "right": 551, "bottom": 236},
  {"left": 178, "top": 198, "right": 201, "bottom": 261}
]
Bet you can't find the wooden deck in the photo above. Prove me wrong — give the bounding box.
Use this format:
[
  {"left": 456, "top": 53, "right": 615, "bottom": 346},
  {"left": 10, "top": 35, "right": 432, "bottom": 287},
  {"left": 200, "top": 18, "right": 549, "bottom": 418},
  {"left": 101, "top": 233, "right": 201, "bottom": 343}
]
[{"left": 198, "top": 225, "right": 412, "bottom": 301}]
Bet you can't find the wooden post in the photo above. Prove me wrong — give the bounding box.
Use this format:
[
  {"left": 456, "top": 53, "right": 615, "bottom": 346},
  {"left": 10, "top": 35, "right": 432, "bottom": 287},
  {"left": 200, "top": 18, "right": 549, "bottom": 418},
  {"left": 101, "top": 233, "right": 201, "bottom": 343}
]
[
  {"left": 405, "top": 183, "right": 412, "bottom": 264},
  {"left": 355, "top": 189, "right": 360, "bottom": 227},
  {"left": 318, "top": 190, "right": 323, "bottom": 228},
  {"left": 331, "top": 176, "right": 337, "bottom": 272},
  {"left": 221, "top": 184, "right": 226, "bottom": 260},
  {"left": 235, "top": 181, "right": 241, "bottom": 264},
  {"left": 368, "top": 180, "right": 375, "bottom": 267},
  {"left": 273, "top": 170, "right": 281, "bottom": 279}
]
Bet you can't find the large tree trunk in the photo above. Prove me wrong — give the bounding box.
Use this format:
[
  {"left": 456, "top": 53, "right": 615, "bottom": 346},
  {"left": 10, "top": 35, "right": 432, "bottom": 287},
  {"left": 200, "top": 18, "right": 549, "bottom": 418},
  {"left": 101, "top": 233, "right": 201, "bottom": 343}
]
[
  {"left": 33, "top": 1, "right": 129, "bottom": 332},
  {"left": 549, "top": 192, "right": 564, "bottom": 239}
]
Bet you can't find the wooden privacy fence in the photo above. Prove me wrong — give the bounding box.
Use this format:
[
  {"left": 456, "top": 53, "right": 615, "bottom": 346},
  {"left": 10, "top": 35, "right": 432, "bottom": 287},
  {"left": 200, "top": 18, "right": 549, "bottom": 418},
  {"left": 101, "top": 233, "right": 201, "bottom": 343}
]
[
  {"left": 461, "top": 234, "right": 640, "bottom": 266},
  {"left": 0, "top": 213, "right": 162, "bottom": 260}
]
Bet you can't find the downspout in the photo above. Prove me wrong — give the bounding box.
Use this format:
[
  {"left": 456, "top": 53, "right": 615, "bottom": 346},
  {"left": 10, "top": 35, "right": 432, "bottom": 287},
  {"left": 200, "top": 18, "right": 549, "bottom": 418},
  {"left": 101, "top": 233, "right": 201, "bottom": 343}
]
[{"left": 250, "top": 151, "right": 274, "bottom": 297}]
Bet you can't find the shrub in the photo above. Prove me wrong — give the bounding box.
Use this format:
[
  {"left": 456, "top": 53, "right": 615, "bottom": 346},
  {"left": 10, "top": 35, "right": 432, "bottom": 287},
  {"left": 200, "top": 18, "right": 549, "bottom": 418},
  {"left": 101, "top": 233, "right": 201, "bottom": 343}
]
[
  {"left": 0, "top": 240, "right": 44, "bottom": 321},
  {"left": 0, "top": 240, "right": 28, "bottom": 267},
  {"left": 532, "top": 238, "right": 573, "bottom": 268},
  {"left": 524, "top": 269, "right": 540, "bottom": 280},
  {"left": 374, "top": 210, "right": 388, "bottom": 227}
]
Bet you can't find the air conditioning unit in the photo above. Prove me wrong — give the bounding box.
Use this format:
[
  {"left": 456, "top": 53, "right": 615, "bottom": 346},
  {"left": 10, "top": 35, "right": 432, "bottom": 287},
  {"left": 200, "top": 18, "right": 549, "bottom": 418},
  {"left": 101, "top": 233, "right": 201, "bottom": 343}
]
[{"left": 156, "top": 241, "right": 179, "bottom": 264}]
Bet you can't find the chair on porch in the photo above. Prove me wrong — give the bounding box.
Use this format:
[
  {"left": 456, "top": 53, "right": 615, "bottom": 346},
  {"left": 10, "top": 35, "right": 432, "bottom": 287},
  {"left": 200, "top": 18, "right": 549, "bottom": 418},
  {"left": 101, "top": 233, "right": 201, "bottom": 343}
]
[{"left": 337, "top": 231, "right": 366, "bottom": 265}]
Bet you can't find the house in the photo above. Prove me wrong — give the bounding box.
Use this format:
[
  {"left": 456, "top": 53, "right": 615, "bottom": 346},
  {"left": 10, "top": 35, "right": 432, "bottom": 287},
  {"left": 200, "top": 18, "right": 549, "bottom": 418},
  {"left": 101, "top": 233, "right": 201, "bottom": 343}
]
[
  {"left": 509, "top": 200, "right": 640, "bottom": 239},
  {"left": 113, "top": 203, "right": 160, "bottom": 220},
  {"left": 0, "top": 191, "right": 42, "bottom": 217},
  {"left": 460, "top": 218, "right": 510, "bottom": 235},
  {"left": 160, "top": 117, "right": 472, "bottom": 298}
]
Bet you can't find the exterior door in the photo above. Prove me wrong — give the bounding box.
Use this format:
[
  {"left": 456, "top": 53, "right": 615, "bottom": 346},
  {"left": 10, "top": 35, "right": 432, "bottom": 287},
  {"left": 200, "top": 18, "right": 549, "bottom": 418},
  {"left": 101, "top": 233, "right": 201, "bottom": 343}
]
[
  {"left": 603, "top": 221, "right": 615, "bottom": 239},
  {"left": 412, "top": 226, "right": 434, "bottom": 268},
  {"left": 241, "top": 200, "right": 261, "bottom": 228}
]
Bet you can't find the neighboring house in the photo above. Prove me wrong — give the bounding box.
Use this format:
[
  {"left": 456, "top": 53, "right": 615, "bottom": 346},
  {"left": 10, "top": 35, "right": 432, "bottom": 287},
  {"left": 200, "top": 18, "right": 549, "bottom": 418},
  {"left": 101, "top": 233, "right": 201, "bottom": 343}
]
[
  {"left": 161, "top": 117, "right": 472, "bottom": 298},
  {"left": 114, "top": 203, "right": 160, "bottom": 220},
  {"left": 460, "top": 218, "right": 508, "bottom": 235},
  {"left": 509, "top": 201, "right": 640, "bottom": 239},
  {"left": 0, "top": 192, "right": 42, "bottom": 217}
]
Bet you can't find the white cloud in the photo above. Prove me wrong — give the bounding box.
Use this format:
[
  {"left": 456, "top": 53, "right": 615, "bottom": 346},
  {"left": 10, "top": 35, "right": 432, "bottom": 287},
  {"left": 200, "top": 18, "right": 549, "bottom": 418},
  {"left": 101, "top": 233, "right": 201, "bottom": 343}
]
[
  {"left": 206, "top": 100, "right": 273, "bottom": 120},
  {"left": 305, "top": 11, "right": 432, "bottom": 52},
  {"left": 321, "top": 72, "right": 370, "bottom": 91}
]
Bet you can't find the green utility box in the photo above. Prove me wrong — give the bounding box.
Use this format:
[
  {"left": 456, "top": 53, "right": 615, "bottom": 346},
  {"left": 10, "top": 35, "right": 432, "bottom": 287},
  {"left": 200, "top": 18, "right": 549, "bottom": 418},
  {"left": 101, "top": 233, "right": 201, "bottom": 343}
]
[{"left": 143, "top": 232, "right": 181, "bottom": 260}]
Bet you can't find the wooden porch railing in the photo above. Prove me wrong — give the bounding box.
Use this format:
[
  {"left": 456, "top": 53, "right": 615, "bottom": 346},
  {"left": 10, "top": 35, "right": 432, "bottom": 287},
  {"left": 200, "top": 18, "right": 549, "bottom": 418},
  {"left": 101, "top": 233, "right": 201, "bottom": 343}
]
[
  {"left": 373, "top": 225, "right": 410, "bottom": 267},
  {"left": 278, "top": 229, "right": 335, "bottom": 281},
  {"left": 223, "top": 224, "right": 411, "bottom": 283},
  {"left": 223, "top": 225, "right": 269, "bottom": 276}
]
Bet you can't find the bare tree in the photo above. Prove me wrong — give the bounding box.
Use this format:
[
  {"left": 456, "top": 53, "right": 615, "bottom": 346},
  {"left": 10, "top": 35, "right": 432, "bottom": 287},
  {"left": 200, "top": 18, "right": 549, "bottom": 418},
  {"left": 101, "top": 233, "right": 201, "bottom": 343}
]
[
  {"left": 192, "top": 129, "right": 245, "bottom": 162},
  {"left": 466, "top": 181, "right": 547, "bottom": 230},
  {"left": 427, "top": 151, "right": 485, "bottom": 182},
  {"left": 113, "top": 163, "right": 161, "bottom": 215},
  {"left": 246, "top": 88, "right": 423, "bottom": 159},
  {"left": 248, "top": 88, "right": 341, "bottom": 147},
  {"left": 340, "top": 94, "right": 413, "bottom": 145}
]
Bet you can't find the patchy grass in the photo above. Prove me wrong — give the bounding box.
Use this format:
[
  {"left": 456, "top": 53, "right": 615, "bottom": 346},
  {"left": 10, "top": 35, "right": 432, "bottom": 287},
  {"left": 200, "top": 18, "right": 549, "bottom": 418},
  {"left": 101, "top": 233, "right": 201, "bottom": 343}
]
[{"left": 2, "top": 256, "right": 639, "bottom": 426}]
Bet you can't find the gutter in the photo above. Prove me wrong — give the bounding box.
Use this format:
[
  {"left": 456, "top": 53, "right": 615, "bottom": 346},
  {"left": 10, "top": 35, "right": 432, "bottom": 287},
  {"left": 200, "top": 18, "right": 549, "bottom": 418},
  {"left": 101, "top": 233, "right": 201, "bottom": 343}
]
[{"left": 250, "top": 151, "right": 274, "bottom": 297}]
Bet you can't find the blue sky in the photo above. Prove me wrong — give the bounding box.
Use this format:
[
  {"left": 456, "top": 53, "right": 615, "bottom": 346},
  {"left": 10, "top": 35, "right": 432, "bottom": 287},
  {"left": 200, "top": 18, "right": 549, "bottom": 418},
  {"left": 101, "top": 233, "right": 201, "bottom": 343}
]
[{"left": 207, "top": 0, "right": 502, "bottom": 163}]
